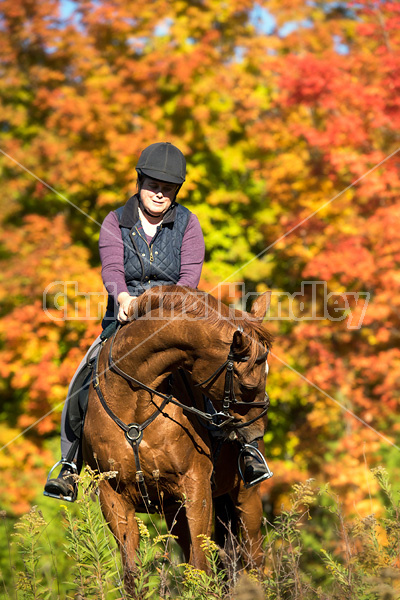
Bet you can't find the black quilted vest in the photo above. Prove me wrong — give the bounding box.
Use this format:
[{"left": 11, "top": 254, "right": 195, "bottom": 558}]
[{"left": 102, "top": 194, "right": 191, "bottom": 327}]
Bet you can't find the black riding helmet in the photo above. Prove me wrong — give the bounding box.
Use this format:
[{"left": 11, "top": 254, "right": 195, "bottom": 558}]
[{"left": 136, "top": 142, "right": 186, "bottom": 184}]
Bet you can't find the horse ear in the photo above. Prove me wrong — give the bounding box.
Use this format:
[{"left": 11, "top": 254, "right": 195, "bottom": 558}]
[
  {"left": 250, "top": 291, "right": 271, "bottom": 320},
  {"left": 232, "top": 329, "right": 245, "bottom": 352}
]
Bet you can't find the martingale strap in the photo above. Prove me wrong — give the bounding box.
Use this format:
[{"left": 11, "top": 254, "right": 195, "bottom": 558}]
[{"left": 92, "top": 347, "right": 170, "bottom": 509}]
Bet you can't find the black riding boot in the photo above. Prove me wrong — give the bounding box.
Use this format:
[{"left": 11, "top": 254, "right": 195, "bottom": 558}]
[
  {"left": 43, "top": 461, "right": 78, "bottom": 502},
  {"left": 238, "top": 441, "right": 273, "bottom": 488}
]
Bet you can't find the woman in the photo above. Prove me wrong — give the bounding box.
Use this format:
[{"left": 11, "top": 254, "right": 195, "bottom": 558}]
[
  {"left": 100, "top": 141, "right": 205, "bottom": 328},
  {"left": 44, "top": 142, "right": 269, "bottom": 501}
]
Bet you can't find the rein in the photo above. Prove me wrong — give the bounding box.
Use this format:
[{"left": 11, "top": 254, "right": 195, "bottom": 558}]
[{"left": 91, "top": 322, "right": 270, "bottom": 507}]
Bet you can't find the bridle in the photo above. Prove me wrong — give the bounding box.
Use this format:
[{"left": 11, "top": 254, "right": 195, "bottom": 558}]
[{"left": 195, "top": 330, "right": 269, "bottom": 400}]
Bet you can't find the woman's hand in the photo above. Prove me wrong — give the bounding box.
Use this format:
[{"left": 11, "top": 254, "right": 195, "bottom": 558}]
[{"left": 117, "top": 292, "right": 137, "bottom": 323}]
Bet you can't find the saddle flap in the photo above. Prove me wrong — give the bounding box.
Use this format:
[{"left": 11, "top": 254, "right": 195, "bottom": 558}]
[{"left": 67, "top": 367, "right": 92, "bottom": 438}]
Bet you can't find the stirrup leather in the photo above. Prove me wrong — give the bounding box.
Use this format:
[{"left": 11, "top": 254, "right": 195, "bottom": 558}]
[
  {"left": 238, "top": 444, "right": 274, "bottom": 489},
  {"left": 43, "top": 460, "right": 78, "bottom": 502}
]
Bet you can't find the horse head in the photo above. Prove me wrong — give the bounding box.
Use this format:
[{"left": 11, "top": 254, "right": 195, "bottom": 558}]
[{"left": 189, "top": 291, "right": 273, "bottom": 443}]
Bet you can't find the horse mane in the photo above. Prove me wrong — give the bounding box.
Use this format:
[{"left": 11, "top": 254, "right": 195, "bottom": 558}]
[{"left": 132, "top": 286, "right": 274, "bottom": 372}]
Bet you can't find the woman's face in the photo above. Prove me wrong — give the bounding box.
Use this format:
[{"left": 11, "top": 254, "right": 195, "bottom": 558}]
[{"left": 140, "top": 177, "right": 178, "bottom": 217}]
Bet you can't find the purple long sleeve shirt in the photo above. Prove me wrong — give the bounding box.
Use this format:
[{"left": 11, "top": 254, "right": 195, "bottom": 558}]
[{"left": 99, "top": 209, "right": 205, "bottom": 302}]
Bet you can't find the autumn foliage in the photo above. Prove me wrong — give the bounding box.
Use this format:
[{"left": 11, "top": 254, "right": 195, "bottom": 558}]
[{"left": 0, "top": 0, "right": 399, "bottom": 521}]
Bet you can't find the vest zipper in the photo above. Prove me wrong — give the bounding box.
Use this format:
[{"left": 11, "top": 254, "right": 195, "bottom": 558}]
[{"left": 135, "top": 227, "right": 154, "bottom": 262}]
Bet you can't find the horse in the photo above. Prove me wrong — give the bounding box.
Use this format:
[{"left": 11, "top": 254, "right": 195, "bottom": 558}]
[{"left": 82, "top": 285, "right": 273, "bottom": 591}]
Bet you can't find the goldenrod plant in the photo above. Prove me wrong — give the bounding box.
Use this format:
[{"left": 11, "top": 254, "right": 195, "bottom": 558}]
[{"left": 1, "top": 467, "right": 400, "bottom": 599}]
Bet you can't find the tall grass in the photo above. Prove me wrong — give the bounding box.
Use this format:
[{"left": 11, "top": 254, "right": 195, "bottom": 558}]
[{"left": 1, "top": 466, "right": 400, "bottom": 599}]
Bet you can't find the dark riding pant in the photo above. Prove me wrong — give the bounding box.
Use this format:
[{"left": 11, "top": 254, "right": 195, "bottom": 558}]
[{"left": 60, "top": 334, "right": 103, "bottom": 460}]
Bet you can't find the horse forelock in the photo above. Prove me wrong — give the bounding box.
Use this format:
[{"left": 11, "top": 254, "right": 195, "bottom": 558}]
[
  {"left": 133, "top": 286, "right": 273, "bottom": 374},
  {"left": 230, "top": 312, "right": 273, "bottom": 375}
]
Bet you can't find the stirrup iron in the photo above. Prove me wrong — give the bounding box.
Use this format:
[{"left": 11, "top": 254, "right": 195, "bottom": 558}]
[
  {"left": 43, "top": 460, "right": 78, "bottom": 502},
  {"left": 238, "top": 444, "right": 274, "bottom": 489}
]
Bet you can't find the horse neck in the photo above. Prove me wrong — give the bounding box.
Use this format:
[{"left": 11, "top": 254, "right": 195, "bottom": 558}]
[{"left": 118, "top": 316, "right": 211, "bottom": 387}]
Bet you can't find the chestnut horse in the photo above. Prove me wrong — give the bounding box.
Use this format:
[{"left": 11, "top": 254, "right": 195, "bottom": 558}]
[{"left": 82, "top": 286, "right": 272, "bottom": 589}]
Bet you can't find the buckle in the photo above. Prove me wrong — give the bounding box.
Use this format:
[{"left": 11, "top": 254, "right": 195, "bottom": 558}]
[{"left": 211, "top": 412, "right": 236, "bottom": 429}]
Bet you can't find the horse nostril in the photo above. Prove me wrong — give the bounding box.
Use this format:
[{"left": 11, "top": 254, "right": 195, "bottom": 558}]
[{"left": 240, "top": 384, "right": 258, "bottom": 391}]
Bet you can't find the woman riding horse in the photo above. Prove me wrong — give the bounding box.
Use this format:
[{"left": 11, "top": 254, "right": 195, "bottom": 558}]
[{"left": 44, "top": 141, "right": 271, "bottom": 499}]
